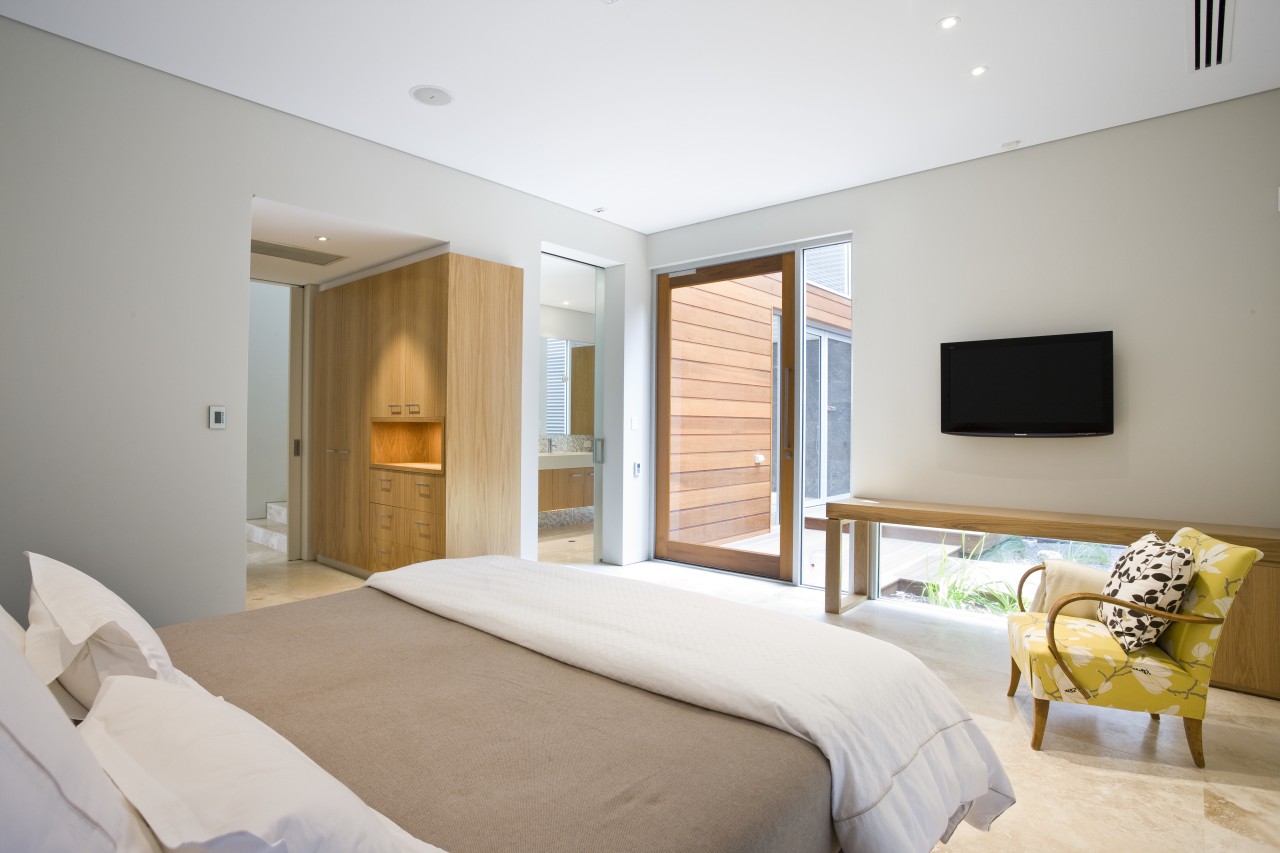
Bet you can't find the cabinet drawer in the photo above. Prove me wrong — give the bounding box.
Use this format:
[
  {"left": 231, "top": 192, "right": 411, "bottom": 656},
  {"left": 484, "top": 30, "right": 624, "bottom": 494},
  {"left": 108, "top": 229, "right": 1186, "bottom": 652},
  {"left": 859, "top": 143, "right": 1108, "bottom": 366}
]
[
  {"left": 368, "top": 538, "right": 412, "bottom": 572},
  {"left": 397, "top": 510, "right": 437, "bottom": 553},
  {"left": 397, "top": 472, "right": 443, "bottom": 515},
  {"left": 369, "top": 470, "right": 397, "bottom": 506},
  {"left": 411, "top": 547, "right": 439, "bottom": 565},
  {"left": 369, "top": 504, "right": 399, "bottom": 542}
]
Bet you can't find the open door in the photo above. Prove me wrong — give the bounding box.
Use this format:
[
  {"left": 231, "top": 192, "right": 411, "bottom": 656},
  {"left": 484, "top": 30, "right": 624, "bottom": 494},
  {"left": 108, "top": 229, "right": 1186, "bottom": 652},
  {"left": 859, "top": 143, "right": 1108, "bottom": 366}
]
[{"left": 655, "top": 254, "right": 796, "bottom": 579}]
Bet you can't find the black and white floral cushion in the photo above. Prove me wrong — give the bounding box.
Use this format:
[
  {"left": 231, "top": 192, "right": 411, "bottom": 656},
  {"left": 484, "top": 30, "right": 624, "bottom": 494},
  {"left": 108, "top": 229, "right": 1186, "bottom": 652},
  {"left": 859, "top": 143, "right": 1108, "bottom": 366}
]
[{"left": 1098, "top": 533, "right": 1194, "bottom": 652}]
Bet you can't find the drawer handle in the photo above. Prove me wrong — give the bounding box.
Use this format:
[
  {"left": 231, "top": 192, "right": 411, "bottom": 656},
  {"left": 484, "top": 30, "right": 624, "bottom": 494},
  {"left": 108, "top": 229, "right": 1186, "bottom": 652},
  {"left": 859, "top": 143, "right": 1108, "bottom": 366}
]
[
  {"left": 378, "top": 514, "right": 392, "bottom": 520},
  {"left": 414, "top": 521, "right": 429, "bottom": 527},
  {"left": 407, "top": 403, "right": 421, "bottom": 414},
  {"left": 376, "top": 477, "right": 392, "bottom": 483},
  {"left": 336, "top": 449, "right": 349, "bottom": 455},
  {"left": 388, "top": 404, "right": 402, "bottom": 414}
]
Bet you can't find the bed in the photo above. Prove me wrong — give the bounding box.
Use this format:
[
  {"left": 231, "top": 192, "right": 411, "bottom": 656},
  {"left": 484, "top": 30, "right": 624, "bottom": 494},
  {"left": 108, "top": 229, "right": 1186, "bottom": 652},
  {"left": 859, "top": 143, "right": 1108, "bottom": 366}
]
[
  {"left": 6, "top": 552, "right": 1013, "bottom": 852},
  {"left": 157, "top": 556, "right": 1015, "bottom": 852}
]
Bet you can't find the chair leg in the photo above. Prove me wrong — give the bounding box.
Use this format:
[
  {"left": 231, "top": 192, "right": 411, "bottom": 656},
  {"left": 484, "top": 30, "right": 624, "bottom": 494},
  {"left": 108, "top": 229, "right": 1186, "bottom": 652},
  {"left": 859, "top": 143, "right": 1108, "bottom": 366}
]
[
  {"left": 1007, "top": 657, "right": 1021, "bottom": 697},
  {"left": 1184, "top": 717, "right": 1205, "bottom": 768},
  {"left": 1031, "top": 698, "right": 1049, "bottom": 750}
]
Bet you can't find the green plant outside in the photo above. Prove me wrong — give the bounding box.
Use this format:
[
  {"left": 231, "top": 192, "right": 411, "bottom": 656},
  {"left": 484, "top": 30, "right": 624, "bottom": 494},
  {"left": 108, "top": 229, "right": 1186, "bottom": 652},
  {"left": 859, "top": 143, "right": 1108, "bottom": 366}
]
[{"left": 921, "top": 533, "right": 1022, "bottom": 616}]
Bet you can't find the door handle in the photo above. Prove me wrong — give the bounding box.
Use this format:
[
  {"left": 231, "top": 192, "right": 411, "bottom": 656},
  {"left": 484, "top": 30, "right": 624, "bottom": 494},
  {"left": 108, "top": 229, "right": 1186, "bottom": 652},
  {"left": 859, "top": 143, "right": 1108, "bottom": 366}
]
[
  {"left": 781, "top": 367, "right": 793, "bottom": 461},
  {"left": 594, "top": 438, "right": 604, "bottom": 465}
]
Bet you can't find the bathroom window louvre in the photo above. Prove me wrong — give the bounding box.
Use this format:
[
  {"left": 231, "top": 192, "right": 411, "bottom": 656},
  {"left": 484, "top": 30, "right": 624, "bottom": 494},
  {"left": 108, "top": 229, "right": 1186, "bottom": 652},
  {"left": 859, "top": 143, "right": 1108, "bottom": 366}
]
[{"left": 545, "top": 338, "right": 569, "bottom": 434}]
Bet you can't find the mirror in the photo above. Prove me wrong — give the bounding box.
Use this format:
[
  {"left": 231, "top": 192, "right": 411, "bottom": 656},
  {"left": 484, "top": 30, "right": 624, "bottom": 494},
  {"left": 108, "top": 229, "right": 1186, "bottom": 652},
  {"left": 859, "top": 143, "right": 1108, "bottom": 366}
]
[
  {"left": 539, "top": 255, "right": 597, "bottom": 444},
  {"left": 540, "top": 339, "right": 593, "bottom": 436}
]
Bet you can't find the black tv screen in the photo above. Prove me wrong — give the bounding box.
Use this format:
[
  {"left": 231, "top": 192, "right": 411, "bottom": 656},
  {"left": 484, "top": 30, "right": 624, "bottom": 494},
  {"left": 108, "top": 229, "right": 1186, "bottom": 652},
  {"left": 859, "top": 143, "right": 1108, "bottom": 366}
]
[{"left": 941, "top": 331, "right": 1113, "bottom": 437}]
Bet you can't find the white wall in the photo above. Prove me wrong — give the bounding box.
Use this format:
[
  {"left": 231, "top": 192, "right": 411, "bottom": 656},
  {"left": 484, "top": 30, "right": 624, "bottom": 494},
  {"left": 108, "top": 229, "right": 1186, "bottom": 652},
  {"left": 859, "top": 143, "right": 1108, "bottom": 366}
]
[
  {"left": 651, "top": 89, "right": 1280, "bottom": 530},
  {"left": 246, "top": 282, "right": 291, "bottom": 519},
  {"left": 0, "top": 18, "right": 652, "bottom": 626}
]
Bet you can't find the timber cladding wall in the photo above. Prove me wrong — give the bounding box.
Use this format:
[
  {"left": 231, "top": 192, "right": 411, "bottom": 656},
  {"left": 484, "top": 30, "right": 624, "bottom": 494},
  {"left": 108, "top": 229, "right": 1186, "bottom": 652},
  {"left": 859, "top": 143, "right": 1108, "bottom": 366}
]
[{"left": 668, "top": 273, "right": 781, "bottom": 546}]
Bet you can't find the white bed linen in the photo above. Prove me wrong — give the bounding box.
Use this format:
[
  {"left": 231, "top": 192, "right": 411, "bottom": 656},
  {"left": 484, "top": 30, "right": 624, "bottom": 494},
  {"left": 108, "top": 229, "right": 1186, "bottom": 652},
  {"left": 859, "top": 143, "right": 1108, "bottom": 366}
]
[{"left": 367, "top": 556, "right": 1015, "bottom": 853}]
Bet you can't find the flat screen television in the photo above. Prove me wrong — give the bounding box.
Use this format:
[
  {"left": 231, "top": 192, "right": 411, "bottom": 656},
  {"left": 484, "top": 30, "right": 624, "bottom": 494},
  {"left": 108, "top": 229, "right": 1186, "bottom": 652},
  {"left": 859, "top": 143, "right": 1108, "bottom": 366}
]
[{"left": 940, "top": 331, "right": 1113, "bottom": 437}]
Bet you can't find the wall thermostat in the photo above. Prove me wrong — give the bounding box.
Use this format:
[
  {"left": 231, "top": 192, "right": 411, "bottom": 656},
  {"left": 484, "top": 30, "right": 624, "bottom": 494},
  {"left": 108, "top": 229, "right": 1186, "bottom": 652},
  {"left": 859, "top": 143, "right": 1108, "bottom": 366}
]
[{"left": 208, "top": 406, "right": 227, "bottom": 430}]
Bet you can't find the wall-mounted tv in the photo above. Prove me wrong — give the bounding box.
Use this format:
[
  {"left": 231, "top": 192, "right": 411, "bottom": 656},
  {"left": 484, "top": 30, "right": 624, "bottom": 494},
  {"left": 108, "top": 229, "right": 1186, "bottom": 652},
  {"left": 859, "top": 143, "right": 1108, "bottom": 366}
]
[{"left": 940, "top": 331, "right": 1113, "bottom": 437}]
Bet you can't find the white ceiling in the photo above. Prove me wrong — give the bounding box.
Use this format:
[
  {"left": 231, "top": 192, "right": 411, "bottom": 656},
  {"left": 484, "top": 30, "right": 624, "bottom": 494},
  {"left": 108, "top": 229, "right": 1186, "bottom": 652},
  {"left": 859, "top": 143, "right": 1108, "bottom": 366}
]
[
  {"left": 4, "top": 1, "right": 1279, "bottom": 234},
  {"left": 250, "top": 198, "right": 443, "bottom": 286}
]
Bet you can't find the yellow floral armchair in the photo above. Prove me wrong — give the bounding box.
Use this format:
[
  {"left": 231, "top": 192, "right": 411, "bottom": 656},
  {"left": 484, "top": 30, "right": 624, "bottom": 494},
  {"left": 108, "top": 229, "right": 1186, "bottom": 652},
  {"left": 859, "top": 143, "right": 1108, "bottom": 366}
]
[{"left": 1006, "top": 527, "right": 1262, "bottom": 767}]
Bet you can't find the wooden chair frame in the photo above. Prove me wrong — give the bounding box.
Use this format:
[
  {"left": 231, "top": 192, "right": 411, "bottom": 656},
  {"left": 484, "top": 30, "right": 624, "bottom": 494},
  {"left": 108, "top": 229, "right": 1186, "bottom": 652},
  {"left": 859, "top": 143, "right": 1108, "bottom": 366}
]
[{"left": 1008, "top": 564, "right": 1223, "bottom": 767}]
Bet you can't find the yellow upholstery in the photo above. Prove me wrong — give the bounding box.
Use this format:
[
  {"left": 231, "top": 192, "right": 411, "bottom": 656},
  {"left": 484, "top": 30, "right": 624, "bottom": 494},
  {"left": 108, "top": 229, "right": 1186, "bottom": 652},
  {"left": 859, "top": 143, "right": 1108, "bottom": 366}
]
[
  {"left": 1008, "top": 610, "right": 1207, "bottom": 716},
  {"left": 1006, "top": 527, "right": 1262, "bottom": 764}
]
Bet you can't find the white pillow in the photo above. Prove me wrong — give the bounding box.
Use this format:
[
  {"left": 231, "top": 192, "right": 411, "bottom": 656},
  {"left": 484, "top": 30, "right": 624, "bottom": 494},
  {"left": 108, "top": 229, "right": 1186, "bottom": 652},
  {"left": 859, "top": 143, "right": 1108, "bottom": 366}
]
[
  {"left": 3, "top": 598, "right": 91, "bottom": 719},
  {"left": 1, "top": 600, "right": 25, "bottom": 650},
  {"left": 80, "top": 676, "right": 444, "bottom": 853},
  {"left": 0, "top": 634, "right": 158, "bottom": 853},
  {"left": 24, "top": 552, "right": 182, "bottom": 710},
  {"left": 1030, "top": 559, "right": 1109, "bottom": 619}
]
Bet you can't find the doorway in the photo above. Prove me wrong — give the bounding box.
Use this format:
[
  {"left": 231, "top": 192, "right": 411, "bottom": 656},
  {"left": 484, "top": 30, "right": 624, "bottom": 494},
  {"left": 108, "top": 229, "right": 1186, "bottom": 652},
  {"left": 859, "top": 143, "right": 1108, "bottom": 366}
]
[
  {"left": 655, "top": 254, "right": 797, "bottom": 579},
  {"left": 537, "top": 254, "right": 604, "bottom": 565},
  {"left": 246, "top": 281, "right": 303, "bottom": 562}
]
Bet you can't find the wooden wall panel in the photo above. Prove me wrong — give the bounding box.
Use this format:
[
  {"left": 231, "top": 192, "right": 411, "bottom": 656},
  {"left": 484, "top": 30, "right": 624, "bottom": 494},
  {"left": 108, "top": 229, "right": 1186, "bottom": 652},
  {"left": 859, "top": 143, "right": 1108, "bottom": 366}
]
[
  {"left": 665, "top": 273, "right": 781, "bottom": 548},
  {"left": 804, "top": 283, "right": 852, "bottom": 333},
  {"left": 444, "top": 254, "right": 523, "bottom": 557},
  {"left": 670, "top": 272, "right": 778, "bottom": 545}
]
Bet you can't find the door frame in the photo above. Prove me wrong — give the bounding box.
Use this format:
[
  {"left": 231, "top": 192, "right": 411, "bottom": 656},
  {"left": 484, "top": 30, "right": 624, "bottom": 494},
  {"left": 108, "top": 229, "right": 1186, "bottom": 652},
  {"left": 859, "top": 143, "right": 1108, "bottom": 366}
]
[{"left": 654, "top": 253, "right": 796, "bottom": 580}]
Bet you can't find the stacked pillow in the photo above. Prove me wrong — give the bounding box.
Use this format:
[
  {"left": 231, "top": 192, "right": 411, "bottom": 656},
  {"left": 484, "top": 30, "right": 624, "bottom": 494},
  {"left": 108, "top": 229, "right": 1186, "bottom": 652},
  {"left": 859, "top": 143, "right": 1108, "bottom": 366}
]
[
  {"left": 5, "top": 552, "right": 443, "bottom": 853},
  {"left": 24, "top": 551, "right": 199, "bottom": 716},
  {"left": 1097, "top": 533, "right": 1195, "bottom": 652}
]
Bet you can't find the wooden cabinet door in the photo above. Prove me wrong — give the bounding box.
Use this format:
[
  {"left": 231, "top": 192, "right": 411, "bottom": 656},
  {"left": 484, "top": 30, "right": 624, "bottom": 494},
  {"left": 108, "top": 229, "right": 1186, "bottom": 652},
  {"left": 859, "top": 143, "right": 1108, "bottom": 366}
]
[
  {"left": 570, "top": 346, "right": 594, "bottom": 435},
  {"left": 401, "top": 257, "right": 447, "bottom": 418},
  {"left": 368, "top": 269, "right": 405, "bottom": 417},
  {"left": 312, "top": 282, "right": 368, "bottom": 568}
]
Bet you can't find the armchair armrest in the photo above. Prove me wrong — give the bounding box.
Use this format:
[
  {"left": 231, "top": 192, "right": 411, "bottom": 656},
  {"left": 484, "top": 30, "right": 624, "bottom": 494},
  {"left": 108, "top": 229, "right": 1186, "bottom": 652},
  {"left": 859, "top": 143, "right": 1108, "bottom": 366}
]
[
  {"left": 1044, "top": 593, "right": 1223, "bottom": 699},
  {"left": 1015, "top": 564, "right": 1046, "bottom": 612}
]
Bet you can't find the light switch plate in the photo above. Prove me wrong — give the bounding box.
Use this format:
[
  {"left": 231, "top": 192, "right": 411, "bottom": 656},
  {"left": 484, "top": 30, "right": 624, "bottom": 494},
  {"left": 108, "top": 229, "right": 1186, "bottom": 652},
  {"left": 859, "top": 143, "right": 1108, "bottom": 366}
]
[{"left": 208, "top": 405, "right": 227, "bottom": 429}]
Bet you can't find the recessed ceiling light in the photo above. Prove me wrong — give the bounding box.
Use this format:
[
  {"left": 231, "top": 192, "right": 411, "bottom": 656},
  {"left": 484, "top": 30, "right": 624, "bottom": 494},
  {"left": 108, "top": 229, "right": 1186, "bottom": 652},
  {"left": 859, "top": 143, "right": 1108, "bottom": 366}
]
[
  {"left": 316, "top": 236, "right": 328, "bottom": 242},
  {"left": 562, "top": 300, "right": 571, "bottom": 306},
  {"left": 970, "top": 65, "right": 988, "bottom": 77},
  {"left": 409, "top": 85, "right": 453, "bottom": 107},
  {"left": 938, "top": 16, "right": 960, "bottom": 29}
]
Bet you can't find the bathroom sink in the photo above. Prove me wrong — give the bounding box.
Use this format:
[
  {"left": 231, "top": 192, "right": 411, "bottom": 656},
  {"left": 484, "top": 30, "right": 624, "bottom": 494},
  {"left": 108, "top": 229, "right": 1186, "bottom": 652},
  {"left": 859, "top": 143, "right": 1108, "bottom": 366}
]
[{"left": 538, "top": 451, "right": 593, "bottom": 470}]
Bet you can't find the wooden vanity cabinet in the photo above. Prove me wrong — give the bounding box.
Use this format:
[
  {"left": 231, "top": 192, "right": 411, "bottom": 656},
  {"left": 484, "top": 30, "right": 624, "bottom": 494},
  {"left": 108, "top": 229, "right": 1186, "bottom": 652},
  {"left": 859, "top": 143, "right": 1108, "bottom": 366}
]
[{"left": 538, "top": 467, "right": 594, "bottom": 512}]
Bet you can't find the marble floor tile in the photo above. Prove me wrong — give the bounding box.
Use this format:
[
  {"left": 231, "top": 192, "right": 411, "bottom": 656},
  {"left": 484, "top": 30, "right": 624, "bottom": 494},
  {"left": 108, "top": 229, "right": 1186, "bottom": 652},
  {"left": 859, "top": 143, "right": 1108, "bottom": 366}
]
[{"left": 245, "top": 541, "right": 362, "bottom": 610}]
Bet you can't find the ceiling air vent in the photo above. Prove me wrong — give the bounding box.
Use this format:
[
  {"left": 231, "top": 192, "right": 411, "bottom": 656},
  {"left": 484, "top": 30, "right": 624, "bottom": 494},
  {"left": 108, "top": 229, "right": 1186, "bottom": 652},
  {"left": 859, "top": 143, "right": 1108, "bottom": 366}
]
[
  {"left": 250, "top": 239, "right": 346, "bottom": 266},
  {"left": 1189, "top": 0, "right": 1235, "bottom": 71}
]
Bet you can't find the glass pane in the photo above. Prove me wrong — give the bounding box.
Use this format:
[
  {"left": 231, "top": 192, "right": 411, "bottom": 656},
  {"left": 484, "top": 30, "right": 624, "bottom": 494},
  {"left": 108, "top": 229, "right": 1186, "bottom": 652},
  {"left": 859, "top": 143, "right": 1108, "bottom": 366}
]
[
  {"left": 799, "top": 242, "right": 852, "bottom": 588},
  {"left": 877, "top": 525, "right": 1125, "bottom": 617},
  {"left": 668, "top": 272, "right": 781, "bottom": 557},
  {"left": 803, "top": 335, "right": 822, "bottom": 501},
  {"left": 825, "top": 337, "right": 851, "bottom": 496}
]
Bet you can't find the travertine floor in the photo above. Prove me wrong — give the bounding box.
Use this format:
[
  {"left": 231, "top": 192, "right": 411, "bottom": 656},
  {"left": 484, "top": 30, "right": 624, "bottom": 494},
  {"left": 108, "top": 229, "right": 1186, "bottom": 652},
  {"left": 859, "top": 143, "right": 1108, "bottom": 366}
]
[
  {"left": 246, "top": 541, "right": 362, "bottom": 610},
  {"left": 250, "top": 543, "right": 1280, "bottom": 850}
]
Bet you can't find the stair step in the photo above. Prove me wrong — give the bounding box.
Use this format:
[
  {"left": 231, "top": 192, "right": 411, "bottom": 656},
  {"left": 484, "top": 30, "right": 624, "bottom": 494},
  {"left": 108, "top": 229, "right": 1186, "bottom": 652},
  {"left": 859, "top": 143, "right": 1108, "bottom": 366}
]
[
  {"left": 266, "top": 501, "right": 288, "bottom": 524},
  {"left": 247, "top": 518, "right": 287, "bottom": 553}
]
